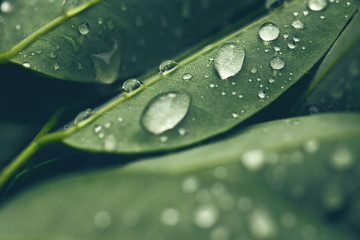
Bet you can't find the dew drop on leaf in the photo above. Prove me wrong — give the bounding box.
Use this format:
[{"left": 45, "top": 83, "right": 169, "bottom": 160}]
[
  {"left": 78, "top": 22, "right": 90, "bottom": 35},
  {"left": 159, "top": 60, "right": 177, "bottom": 73},
  {"left": 122, "top": 78, "right": 142, "bottom": 93},
  {"left": 308, "top": 0, "right": 328, "bottom": 11},
  {"left": 182, "top": 73, "right": 193, "bottom": 80},
  {"left": 268, "top": 76, "right": 275, "bottom": 83},
  {"left": 141, "top": 91, "right": 191, "bottom": 135},
  {"left": 214, "top": 42, "right": 245, "bottom": 80},
  {"left": 258, "top": 22, "right": 280, "bottom": 41},
  {"left": 22, "top": 62, "right": 30, "bottom": 68},
  {"left": 270, "top": 56, "right": 285, "bottom": 70},
  {"left": 291, "top": 19, "right": 305, "bottom": 29},
  {"left": 258, "top": 90, "right": 267, "bottom": 99},
  {"left": 104, "top": 134, "right": 117, "bottom": 151},
  {"left": 74, "top": 108, "right": 94, "bottom": 124}
]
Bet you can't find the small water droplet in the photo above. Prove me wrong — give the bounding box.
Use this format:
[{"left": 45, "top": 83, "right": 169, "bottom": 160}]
[
  {"left": 287, "top": 41, "right": 296, "bottom": 49},
  {"left": 258, "top": 90, "right": 267, "bottom": 99},
  {"left": 93, "top": 211, "right": 112, "bottom": 229},
  {"left": 194, "top": 205, "right": 218, "bottom": 228},
  {"left": 54, "top": 63, "right": 60, "bottom": 70},
  {"left": 78, "top": 22, "right": 90, "bottom": 35},
  {"left": 182, "top": 73, "right": 193, "bottom": 80},
  {"left": 74, "top": 108, "right": 94, "bottom": 124},
  {"left": 159, "top": 135, "right": 168, "bottom": 143},
  {"left": 178, "top": 128, "right": 186, "bottom": 136},
  {"left": 161, "top": 208, "right": 180, "bottom": 226},
  {"left": 159, "top": 60, "right": 177, "bottom": 73},
  {"left": 251, "top": 67, "right": 258, "bottom": 73},
  {"left": 1, "top": 1, "right": 13, "bottom": 13},
  {"left": 104, "top": 134, "right": 117, "bottom": 151},
  {"left": 308, "top": 0, "right": 328, "bottom": 11},
  {"left": 270, "top": 56, "right": 285, "bottom": 70},
  {"left": 274, "top": 46, "right": 281, "bottom": 52},
  {"left": 182, "top": 177, "right": 199, "bottom": 193},
  {"left": 291, "top": 19, "right": 305, "bottom": 29},
  {"left": 122, "top": 78, "right": 142, "bottom": 93},
  {"left": 303, "top": 10, "right": 309, "bottom": 16},
  {"left": 47, "top": 52, "right": 56, "bottom": 59},
  {"left": 250, "top": 208, "right": 277, "bottom": 239},
  {"left": 259, "top": 22, "right": 280, "bottom": 41},
  {"left": 268, "top": 76, "right": 275, "bottom": 83},
  {"left": 303, "top": 139, "right": 320, "bottom": 153},
  {"left": 23, "top": 62, "right": 30, "bottom": 68},
  {"left": 15, "top": 25, "right": 21, "bottom": 30},
  {"left": 97, "top": 17, "right": 103, "bottom": 25},
  {"left": 283, "top": 33, "right": 289, "bottom": 39},
  {"left": 214, "top": 42, "right": 245, "bottom": 80},
  {"left": 141, "top": 92, "right": 191, "bottom": 135},
  {"left": 94, "top": 125, "right": 102, "bottom": 133},
  {"left": 320, "top": 15, "right": 325, "bottom": 20},
  {"left": 232, "top": 113, "right": 239, "bottom": 118}
]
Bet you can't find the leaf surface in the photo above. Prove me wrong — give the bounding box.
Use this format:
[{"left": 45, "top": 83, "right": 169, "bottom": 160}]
[
  {"left": 0, "top": 0, "right": 265, "bottom": 83},
  {"left": 1, "top": 113, "right": 359, "bottom": 239},
  {"left": 63, "top": 0, "right": 358, "bottom": 153}
]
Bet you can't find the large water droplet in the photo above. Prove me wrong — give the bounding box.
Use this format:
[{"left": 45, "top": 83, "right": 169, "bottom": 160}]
[
  {"left": 122, "top": 78, "right": 141, "bottom": 93},
  {"left": 159, "top": 60, "right": 177, "bottom": 73},
  {"left": 308, "top": 0, "right": 328, "bottom": 11},
  {"left": 78, "top": 22, "right": 90, "bottom": 35},
  {"left": 214, "top": 42, "right": 245, "bottom": 80},
  {"left": 91, "top": 39, "right": 120, "bottom": 84},
  {"left": 141, "top": 91, "right": 191, "bottom": 135},
  {"left": 1, "top": 1, "right": 13, "bottom": 13},
  {"left": 270, "top": 56, "right": 285, "bottom": 70},
  {"left": 291, "top": 20, "right": 305, "bottom": 29},
  {"left": 259, "top": 22, "right": 280, "bottom": 41},
  {"left": 266, "top": 0, "right": 284, "bottom": 9},
  {"left": 74, "top": 108, "right": 94, "bottom": 124}
]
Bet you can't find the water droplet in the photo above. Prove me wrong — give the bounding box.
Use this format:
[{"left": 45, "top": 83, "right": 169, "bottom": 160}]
[
  {"left": 93, "top": 211, "right": 112, "bottom": 229},
  {"left": 241, "top": 149, "right": 265, "bottom": 171},
  {"left": 308, "top": 0, "right": 328, "bottom": 11},
  {"left": 47, "top": 52, "right": 56, "bottom": 59},
  {"left": 259, "top": 22, "right": 280, "bottom": 41},
  {"left": 15, "top": 25, "right": 21, "bottom": 30},
  {"left": 141, "top": 92, "right": 191, "bottom": 135},
  {"left": 268, "top": 76, "right": 275, "bottom": 83},
  {"left": 78, "top": 22, "right": 90, "bottom": 35},
  {"left": 104, "top": 134, "right": 117, "bottom": 151},
  {"left": 104, "top": 122, "right": 112, "bottom": 129},
  {"left": 214, "top": 42, "right": 245, "bottom": 80},
  {"left": 178, "top": 128, "right": 186, "bottom": 136},
  {"left": 274, "top": 46, "right": 281, "bottom": 52},
  {"left": 194, "top": 205, "right": 218, "bottom": 228},
  {"left": 53, "top": 63, "right": 60, "bottom": 70},
  {"left": 91, "top": 39, "right": 120, "bottom": 84},
  {"left": 251, "top": 67, "right": 258, "bottom": 73},
  {"left": 74, "top": 108, "right": 94, "bottom": 124},
  {"left": 23, "top": 62, "right": 30, "bottom": 68},
  {"left": 161, "top": 208, "right": 180, "bottom": 226},
  {"left": 303, "top": 139, "right": 320, "bottom": 153},
  {"left": 182, "top": 73, "right": 193, "bottom": 80},
  {"left": 232, "top": 112, "right": 239, "bottom": 118},
  {"left": 250, "top": 208, "right": 277, "bottom": 239},
  {"left": 270, "top": 56, "right": 285, "bottom": 70},
  {"left": 159, "top": 136, "right": 168, "bottom": 143},
  {"left": 328, "top": 147, "right": 354, "bottom": 171},
  {"left": 293, "top": 11, "right": 299, "bottom": 16},
  {"left": 97, "top": 17, "right": 103, "bottom": 25},
  {"left": 291, "top": 19, "right": 305, "bottom": 29},
  {"left": 283, "top": 33, "right": 289, "bottom": 39},
  {"left": 117, "top": 117, "right": 123, "bottom": 122},
  {"left": 182, "top": 177, "right": 199, "bottom": 193},
  {"left": 265, "top": 0, "right": 284, "bottom": 9},
  {"left": 303, "top": 10, "right": 309, "bottom": 16},
  {"left": 122, "top": 78, "right": 142, "bottom": 93},
  {"left": 1, "top": 1, "right": 13, "bottom": 13},
  {"left": 94, "top": 125, "right": 102, "bottom": 133},
  {"left": 159, "top": 60, "right": 177, "bottom": 73},
  {"left": 258, "top": 90, "right": 266, "bottom": 99}
]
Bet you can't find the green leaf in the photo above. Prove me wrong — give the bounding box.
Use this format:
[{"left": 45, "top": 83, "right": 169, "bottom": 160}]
[
  {"left": 294, "top": 10, "right": 360, "bottom": 114},
  {"left": 62, "top": 0, "right": 358, "bottom": 153},
  {"left": 0, "top": 0, "right": 265, "bottom": 83},
  {"left": 1, "top": 113, "right": 359, "bottom": 239}
]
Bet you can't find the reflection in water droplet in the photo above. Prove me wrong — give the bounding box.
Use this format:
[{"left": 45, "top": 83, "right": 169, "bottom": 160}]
[
  {"left": 308, "top": 0, "right": 328, "bottom": 11},
  {"left": 182, "top": 73, "right": 193, "bottom": 80},
  {"left": 194, "top": 205, "right": 218, "bottom": 228},
  {"left": 291, "top": 20, "right": 305, "bottom": 29},
  {"left": 270, "top": 56, "right": 285, "bottom": 70},
  {"left": 91, "top": 39, "right": 120, "bottom": 84},
  {"left": 214, "top": 43, "right": 245, "bottom": 80},
  {"left": 141, "top": 92, "right": 191, "bottom": 135},
  {"left": 161, "top": 208, "right": 180, "bottom": 226},
  {"left": 122, "top": 78, "right": 142, "bottom": 93},
  {"left": 93, "top": 211, "right": 112, "bottom": 229},
  {"left": 159, "top": 60, "right": 177, "bottom": 73},
  {"left": 259, "top": 22, "right": 280, "bottom": 41},
  {"left": 78, "top": 22, "right": 90, "bottom": 35},
  {"left": 74, "top": 108, "right": 94, "bottom": 124}
]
